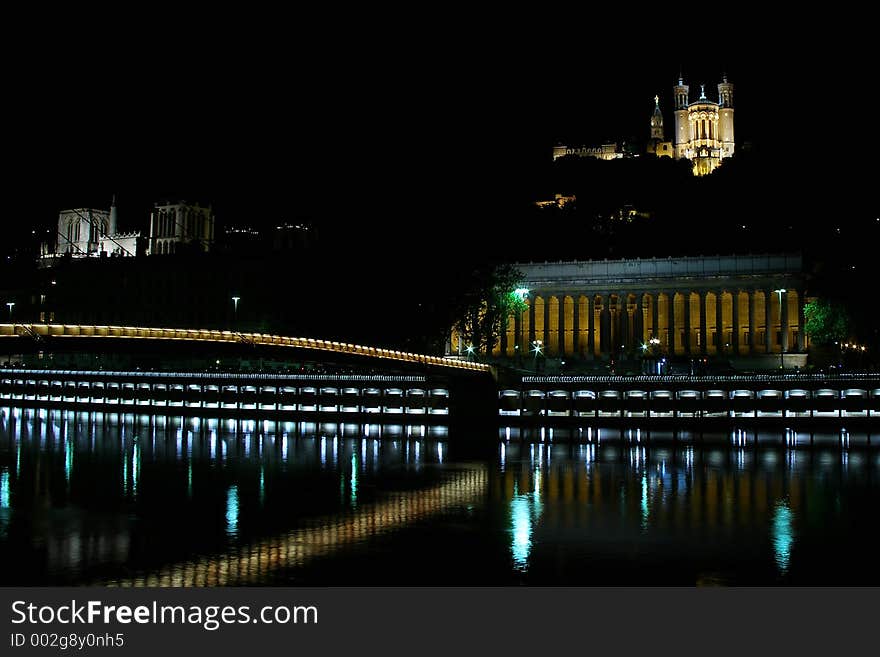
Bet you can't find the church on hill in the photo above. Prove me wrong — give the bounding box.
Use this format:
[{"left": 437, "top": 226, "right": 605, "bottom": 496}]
[{"left": 555, "top": 73, "right": 735, "bottom": 176}]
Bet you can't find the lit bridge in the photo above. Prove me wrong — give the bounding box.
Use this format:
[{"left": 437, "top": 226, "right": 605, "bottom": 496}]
[{"left": 0, "top": 323, "right": 490, "bottom": 374}]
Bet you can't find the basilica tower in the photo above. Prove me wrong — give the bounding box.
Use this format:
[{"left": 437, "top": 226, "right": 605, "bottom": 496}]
[
  {"left": 673, "top": 75, "right": 690, "bottom": 159},
  {"left": 717, "top": 74, "right": 735, "bottom": 158}
]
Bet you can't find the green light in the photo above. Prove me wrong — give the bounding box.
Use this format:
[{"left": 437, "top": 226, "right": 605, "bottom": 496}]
[{"left": 350, "top": 453, "right": 358, "bottom": 507}]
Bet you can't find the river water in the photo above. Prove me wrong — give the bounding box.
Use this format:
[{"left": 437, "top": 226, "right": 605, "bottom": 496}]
[{"left": 1, "top": 407, "right": 878, "bottom": 585}]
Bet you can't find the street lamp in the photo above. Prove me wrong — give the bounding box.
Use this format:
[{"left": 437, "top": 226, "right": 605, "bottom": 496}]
[
  {"left": 532, "top": 339, "right": 543, "bottom": 373},
  {"left": 231, "top": 296, "right": 240, "bottom": 327},
  {"left": 774, "top": 289, "right": 786, "bottom": 370},
  {"left": 6, "top": 302, "right": 14, "bottom": 322}
]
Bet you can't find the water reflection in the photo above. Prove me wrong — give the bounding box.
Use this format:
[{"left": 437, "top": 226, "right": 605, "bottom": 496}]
[
  {"left": 509, "top": 465, "right": 543, "bottom": 572},
  {"left": 226, "top": 485, "right": 239, "bottom": 538},
  {"left": 0, "top": 407, "right": 461, "bottom": 585},
  {"left": 772, "top": 500, "right": 794, "bottom": 575},
  {"left": 2, "top": 406, "right": 880, "bottom": 585}
]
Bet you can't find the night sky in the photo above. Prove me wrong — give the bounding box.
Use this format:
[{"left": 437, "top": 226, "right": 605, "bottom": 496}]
[{"left": 6, "top": 25, "right": 876, "bottom": 256}]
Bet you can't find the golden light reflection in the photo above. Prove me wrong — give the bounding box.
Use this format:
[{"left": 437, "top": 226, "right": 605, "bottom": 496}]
[{"left": 99, "top": 465, "right": 487, "bottom": 587}]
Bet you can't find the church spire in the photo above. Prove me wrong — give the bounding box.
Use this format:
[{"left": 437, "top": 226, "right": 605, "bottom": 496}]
[
  {"left": 108, "top": 193, "right": 118, "bottom": 237},
  {"left": 651, "top": 95, "right": 664, "bottom": 140}
]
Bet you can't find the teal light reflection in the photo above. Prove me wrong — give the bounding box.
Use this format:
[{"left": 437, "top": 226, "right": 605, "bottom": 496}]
[
  {"left": 0, "top": 468, "right": 9, "bottom": 508},
  {"left": 509, "top": 471, "right": 543, "bottom": 572},
  {"left": 65, "top": 436, "right": 74, "bottom": 485},
  {"left": 187, "top": 463, "right": 193, "bottom": 499},
  {"left": 640, "top": 473, "right": 649, "bottom": 532},
  {"left": 259, "top": 467, "right": 265, "bottom": 506},
  {"left": 350, "top": 454, "right": 358, "bottom": 507},
  {"left": 772, "top": 499, "right": 795, "bottom": 575},
  {"left": 226, "top": 485, "right": 239, "bottom": 538},
  {"left": 132, "top": 443, "right": 141, "bottom": 498}
]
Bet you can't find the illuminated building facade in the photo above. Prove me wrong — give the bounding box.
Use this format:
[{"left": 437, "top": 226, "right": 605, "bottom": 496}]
[
  {"left": 49, "top": 197, "right": 140, "bottom": 258},
  {"left": 552, "top": 143, "right": 623, "bottom": 161},
  {"left": 487, "top": 254, "right": 807, "bottom": 362},
  {"left": 673, "top": 74, "right": 735, "bottom": 175},
  {"left": 148, "top": 201, "right": 215, "bottom": 255}
]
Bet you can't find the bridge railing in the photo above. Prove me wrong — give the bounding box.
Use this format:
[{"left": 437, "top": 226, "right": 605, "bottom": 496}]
[{"left": 0, "top": 323, "right": 490, "bottom": 373}]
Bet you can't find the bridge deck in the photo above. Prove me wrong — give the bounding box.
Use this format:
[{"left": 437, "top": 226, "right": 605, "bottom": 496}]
[{"left": 0, "top": 323, "right": 490, "bottom": 373}]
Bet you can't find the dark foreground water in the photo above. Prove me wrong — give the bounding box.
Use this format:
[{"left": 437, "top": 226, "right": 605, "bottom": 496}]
[{"left": 1, "top": 406, "right": 879, "bottom": 585}]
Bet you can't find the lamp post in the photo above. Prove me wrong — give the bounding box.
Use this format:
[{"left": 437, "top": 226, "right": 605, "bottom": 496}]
[
  {"left": 774, "top": 289, "right": 786, "bottom": 371},
  {"left": 6, "top": 302, "right": 14, "bottom": 322},
  {"left": 532, "top": 339, "right": 542, "bottom": 373}
]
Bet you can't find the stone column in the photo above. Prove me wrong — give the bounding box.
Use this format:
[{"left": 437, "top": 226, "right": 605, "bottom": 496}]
[
  {"left": 544, "top": 297, "right": 552, "bottom": 353},
  {"left": 572, "top": 295, "right": 580, "bottom": 357},
  {"left": 619, "top": 294, "right": 629, "bottom": 352},
  {"left": 699, "top": 291, "right": 708, "bottom": 355},
  {"left": 796, "top": 291, "right": 806, "bottom": 352},
  {"left": 764, "top": 289, "right": 773, "bottom": 354},
  {"left": 528, "top": 298, "right": 536, "bottom": 348},
  {"left": 600, "top": 297, "right": 610, "bottom": 355},
  {"left": 780, "top": 290, "right": 789, "bottom": 353},
  {"left": 748, "top": 290, "right": 757, "bottom": 354},
  {"left": 715, "top": 291, "right": 724, "bottom": 355},
  {"left": 652, "top": 293, "right": 660, "bottom": 341},
  {"left": 634, "top": 294, "right": 644, "bottom": 347},
  {"left": 558, "top": 295, "right": 566, "bottom": 357},
  {"left": 514, "top": 311, "right": 522, "bottom": 355},
  {"left": 586, "top": 296, "right": 595, "bottom": 356},
  {"left": 683, "top": 292, "right": 692, "bottom": 356},
  {"left": 668, "top": 291, "right": 676, "bottom": 355},
  {"left": 731, "top": 290, "right": 740, "bottom": 355}
]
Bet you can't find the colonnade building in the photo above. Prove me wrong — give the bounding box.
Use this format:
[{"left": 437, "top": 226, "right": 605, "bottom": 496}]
[{"left": 490, "top": 254, "right": 807, "bottom": 360}]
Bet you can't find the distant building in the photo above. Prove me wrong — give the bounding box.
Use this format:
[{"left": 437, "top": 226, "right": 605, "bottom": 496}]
[
  {"left": 552, "top": 143, "right": 623, "bottom": 162},
  {"left": 673, "top": 74, "right": 735, "bottom": 175},
  {"left": 147, "top": 201, "right": 215, "bottom": 255},
  {"left": 45, "top": 197, "right": 140, "bottom": 259},
  {"left": 534, "top": 194, "right": 576, "bottom": 209},
  {"left": 646, "top": 95, "right": 673, "bottom": 159},
  {"left": 554, "top": 73, "right": 735, "bottom": 176}
]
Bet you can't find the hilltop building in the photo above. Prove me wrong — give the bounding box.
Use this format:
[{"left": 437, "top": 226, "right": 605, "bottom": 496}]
[
  {"left": 554, "top": 73, "right": 735, "bottom": 176},
  {"left": 48, "top": 197, "right": 140, "bottom": 258}
]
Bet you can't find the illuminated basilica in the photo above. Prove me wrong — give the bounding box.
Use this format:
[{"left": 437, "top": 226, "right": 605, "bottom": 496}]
[{"left": 556, "top": 73, "right": 735, "bottom": 176}]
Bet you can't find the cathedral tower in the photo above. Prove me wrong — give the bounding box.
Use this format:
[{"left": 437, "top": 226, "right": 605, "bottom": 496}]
[
  {"left": 650, "top": 95, "right": 664, "bottom": 140},
  {"left": 673, "top": 75, "right": 690, "bottom": 159},
  {"left": 648, "top": 95, "right": 673, "bottom": 158},
  {"left": 717, "top": 74, "right": 735, "bottom": 158}
]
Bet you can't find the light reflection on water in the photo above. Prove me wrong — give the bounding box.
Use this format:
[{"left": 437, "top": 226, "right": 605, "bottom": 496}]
[
  {"left": 1, "top": 406, "right": 880, "bottom": 585},
  {"left": 772, "top": 500, "right": 794, "bottom": 575}
]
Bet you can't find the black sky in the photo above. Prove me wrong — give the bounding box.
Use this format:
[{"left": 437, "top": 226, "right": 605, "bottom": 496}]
[{"left": 6, "top": 21, "right": 877, "bottom": 252}]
